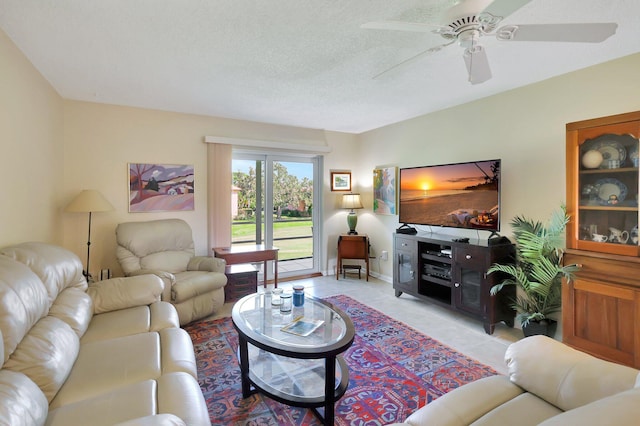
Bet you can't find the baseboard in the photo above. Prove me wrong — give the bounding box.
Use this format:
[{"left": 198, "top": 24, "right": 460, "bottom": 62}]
[{"left": 320, "top": 269, "right": 392, "bottom": 283}]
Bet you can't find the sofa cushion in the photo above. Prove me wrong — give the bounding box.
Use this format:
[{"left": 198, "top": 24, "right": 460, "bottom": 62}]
[
  {"left": 51, "top": 328, "right": 197, "bottom": 409},
  {"left": 472, "top": 393, "right": 562, "bottom": 425},
  {"left": 142, "top": 251, "right": 193, "bottom": 274},
  {"left": 115, "top": 414, "right": 187, "bottom": 426},
  {"left": 538, "top": 387, "right": 640, "bottom": 426},
  {"left": 0, "top": 256, "right": 49, "bottom": 362},
  {"left": 159, "top": 328, "right": 198, "bottom": 379},
  {"left": 506, "top": 335, "right": 639, "bottom": 411},
  {"left": 148, "top": 302, "right": 181, "bottom": 331},
  {"left": 81, "top": 302, "right": 179, "bottom": 344},
  {"left": 0, "top": 242, "right": 87, "bottom": 306},
  {"left": 46, "top": 380, "right": 158, "bottom": 426},
  {"left": 48, "top": 287, "right": 92, "bottom": 338},
  {"left": 49, "top": 332, "right": 162, "bottom": 409},
  {"left": 47, "top": 373, "right": 208, "bottom": 426},
  {"left": 156, "top": 373, "right": 210, "bottom": 426},
  {"left": 0, "top": 369, "right": 48, "bottom": 426},
  {"left": 3, "top": 316, "right": 79, "bottom": 402}
]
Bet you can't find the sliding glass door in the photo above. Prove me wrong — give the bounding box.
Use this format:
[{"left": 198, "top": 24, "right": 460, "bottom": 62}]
[{"left": 232, "top": 153, "right": 321, "bottom": 278}]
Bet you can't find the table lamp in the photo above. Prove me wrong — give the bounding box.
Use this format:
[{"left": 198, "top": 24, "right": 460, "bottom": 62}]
[
  {"left": 65, "top": 189, "right": 114, "bottom": 281},
  {"left": 342, "top": 193, "right": 363, "bottom": 235}
]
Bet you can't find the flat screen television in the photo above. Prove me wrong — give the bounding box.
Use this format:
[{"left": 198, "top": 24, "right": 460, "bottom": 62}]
[{"left": 399, "top": 159, "right": 501, "bottom": 232}]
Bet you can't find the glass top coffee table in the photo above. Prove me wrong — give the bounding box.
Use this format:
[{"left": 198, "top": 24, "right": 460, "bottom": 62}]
[{"left": 231, "top": 292, "right": 355, "bottom": 425}]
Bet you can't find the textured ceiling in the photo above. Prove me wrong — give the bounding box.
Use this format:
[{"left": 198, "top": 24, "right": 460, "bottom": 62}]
[{"left": 1, "top": 0, "right": 639, "bottom": 133}]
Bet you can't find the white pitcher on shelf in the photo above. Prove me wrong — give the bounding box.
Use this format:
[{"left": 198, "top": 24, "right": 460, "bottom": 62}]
[{"left": 608, "top": 227, "right": 629, "bottom": 244}]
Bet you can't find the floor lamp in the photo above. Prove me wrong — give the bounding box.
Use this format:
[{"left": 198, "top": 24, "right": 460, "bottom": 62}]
[
  {"left": 342, "top": 193, "right": 363, "bottom": 235},
  {"left": 65, "top": 189, "right": 114, "bottom": 282}
]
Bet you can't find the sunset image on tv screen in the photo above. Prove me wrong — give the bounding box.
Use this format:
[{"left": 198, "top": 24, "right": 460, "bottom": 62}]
[{"left": 399, "top": 160, "right": 500, "bottom": 231}]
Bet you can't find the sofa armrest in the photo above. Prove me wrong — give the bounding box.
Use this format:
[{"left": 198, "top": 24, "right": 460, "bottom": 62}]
[
  {"left": 87, "top": 275, "right": 163, "bottom": 314},
  {"left": 505, "top": 335, "right": 640, "bottom": 411},
  {"left": 187, "top": 256, "right": 226, "bottom": 273},
  {"left": 114, "top": 414, "right": 187, "bottom": 426},
  {"left": 127, "top": 269, "right": 176, "bottom": 301},
  {"left": 128, "top": 269, "right": 176, "bottom": 283}
]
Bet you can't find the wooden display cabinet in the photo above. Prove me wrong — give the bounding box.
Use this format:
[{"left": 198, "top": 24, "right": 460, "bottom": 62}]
[{"left": 564, "top": 110, "right": 640, "bottom": 368}]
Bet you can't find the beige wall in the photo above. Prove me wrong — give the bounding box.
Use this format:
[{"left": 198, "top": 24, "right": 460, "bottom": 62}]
[
  {"left": 353, "top": 53, "right": 640, "bottom": 281},
  {"left": 62, "top": 102, "right": 336, "bottom": 278},
  {"left": 2, "top": 25, "right": 640, "bottom": 283},
  {"left": 0, "top": 30, "right": 64, "bottom": 246}
]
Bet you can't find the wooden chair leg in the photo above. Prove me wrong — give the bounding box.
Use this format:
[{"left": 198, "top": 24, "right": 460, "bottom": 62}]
[{"left": 366, "top": 259, "right": 369, "bottom": 281}]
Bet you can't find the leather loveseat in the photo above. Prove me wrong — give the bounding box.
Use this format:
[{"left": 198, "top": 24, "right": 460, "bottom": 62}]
[
  {"left": 0, "top": 242, "right": 211, "bottom": 426},
  {"left": 390, "top": 335, "right": 640, "bottom": 426}
]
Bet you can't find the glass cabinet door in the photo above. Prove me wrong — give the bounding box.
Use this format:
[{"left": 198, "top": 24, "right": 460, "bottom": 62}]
[
  {"left": 397, "top": 251, "right": 415, "bottom": 288},
  {"left": 567, "top": 115, "right": 640, "bottom": 256},
  {"left": 454, "top": 267, "right": 483, "bottom": 315}
]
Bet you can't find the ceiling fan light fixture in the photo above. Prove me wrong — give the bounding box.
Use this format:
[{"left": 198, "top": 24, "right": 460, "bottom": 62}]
[{"left": 458, "top": 29, "right": 481, "bottom": 49}]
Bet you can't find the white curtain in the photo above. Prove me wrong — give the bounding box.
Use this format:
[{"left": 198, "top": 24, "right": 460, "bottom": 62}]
[{"left": 207, "top": 143, "right": 232, "bottom": 252}]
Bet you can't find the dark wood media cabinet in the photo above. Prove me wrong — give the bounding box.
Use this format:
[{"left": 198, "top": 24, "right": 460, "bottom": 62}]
[{"left": 393, "top": 232, "right": 516, "bottom": 334}]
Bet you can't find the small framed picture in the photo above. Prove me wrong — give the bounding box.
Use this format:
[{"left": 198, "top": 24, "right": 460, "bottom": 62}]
[{"left": 331, "top": 172, "right": 352, "bottom": 192}]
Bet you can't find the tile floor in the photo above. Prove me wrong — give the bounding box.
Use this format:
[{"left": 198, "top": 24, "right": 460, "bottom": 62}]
[{"left": 209, "top": 274, "right": 522, "bottom": 375}]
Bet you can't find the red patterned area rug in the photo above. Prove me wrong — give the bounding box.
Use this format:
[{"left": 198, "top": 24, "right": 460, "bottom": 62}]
[{"left": 184, "top": 294, "right": 497, "bottom": 425}]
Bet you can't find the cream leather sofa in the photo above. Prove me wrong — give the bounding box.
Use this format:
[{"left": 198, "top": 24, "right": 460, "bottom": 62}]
[
  {"left": 116, "top": 219, "right": 227, "bottom": 325},
  {"left": 390, "top": 335, "right": 640, "bottom": 426},
  {"left": 0, "top": 242, "right": 211, "bottom": 426}
]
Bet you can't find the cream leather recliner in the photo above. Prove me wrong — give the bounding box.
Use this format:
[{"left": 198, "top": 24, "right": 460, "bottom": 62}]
[{"left": 116, "top": 218, "right": 227, "bottom": 325}]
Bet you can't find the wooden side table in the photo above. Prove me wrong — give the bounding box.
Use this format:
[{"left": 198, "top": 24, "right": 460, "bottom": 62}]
[
  {"left": 213, "top": 245, "right": 279, "bottom": 288},
  {"left": 337, "top": 234, "right": 369, "bottom": 281},
  {"left": 224, "top": 264, "right": 258, "bottom": 302}
]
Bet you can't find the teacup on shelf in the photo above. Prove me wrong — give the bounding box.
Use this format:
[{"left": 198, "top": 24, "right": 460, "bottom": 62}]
[{"left": 592, "top": 233, "right": 608, "bottom": 243}]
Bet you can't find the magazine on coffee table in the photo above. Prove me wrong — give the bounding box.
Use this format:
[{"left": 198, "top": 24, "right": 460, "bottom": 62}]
[{"left": 281, "top": 317, "right": 324, "bottom": 337}]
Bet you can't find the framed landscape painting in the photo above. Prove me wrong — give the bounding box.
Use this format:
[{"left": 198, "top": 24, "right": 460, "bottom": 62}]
[
  {"left": 331, "top": 171, "right": 351, "bottom": 192},
  {"left": 128, "top": 163, "right": 194, "bottom": 212},
  {"left": 373, "top": 167, "right": 397, "bottom": 215}
]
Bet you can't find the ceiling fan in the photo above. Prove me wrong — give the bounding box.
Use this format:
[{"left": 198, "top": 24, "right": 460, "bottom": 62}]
[{"left": 361, "top": 0, "right": 618, "bottom": 84}]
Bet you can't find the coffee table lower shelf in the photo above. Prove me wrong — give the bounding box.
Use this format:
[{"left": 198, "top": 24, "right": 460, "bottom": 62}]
[{"left": 238, "top": 344, "right": 349, "bottom": 425}]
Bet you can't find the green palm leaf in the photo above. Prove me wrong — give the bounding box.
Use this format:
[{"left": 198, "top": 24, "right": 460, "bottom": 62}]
[{"left": 488, "top": 206, "right": 579, "bottom": 327}]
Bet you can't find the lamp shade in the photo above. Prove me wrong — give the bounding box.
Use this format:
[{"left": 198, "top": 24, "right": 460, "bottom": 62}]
[
  {"left": 341, "top": 193, "right": 363, "bottom": 210},
  {"left": 65, "top": 190, "right": 114, "bottom": 213}
]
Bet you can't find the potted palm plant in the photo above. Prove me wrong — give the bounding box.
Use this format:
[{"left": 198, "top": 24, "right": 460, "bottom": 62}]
[{"left": 488, "top": 206, "right": 579, "bottom": 337}]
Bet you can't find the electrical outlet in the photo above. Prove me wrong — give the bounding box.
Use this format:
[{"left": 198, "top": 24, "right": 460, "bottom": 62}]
[
  {"left": 381, "top": 250, "right": 388, "bottom": 261},
  {"left": 100, "top": 269, "right": 111, "bottom": 280}
]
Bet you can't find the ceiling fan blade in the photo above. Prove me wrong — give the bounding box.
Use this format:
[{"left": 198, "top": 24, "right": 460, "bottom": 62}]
[
  {"left": 361, "top": 21, "right": 439, "bottom": 33},
  {"left": 496, "top": 23, "right": 618, "bottom": 43},
  {"left": 373, "top": 41, "right": 455, "bottom": 79},
  {"left": 481, "top": 0, "right": 532, "bottom": 19},
  {"left": 463, "top": 45, "right": 492, "bottom": 85}
]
